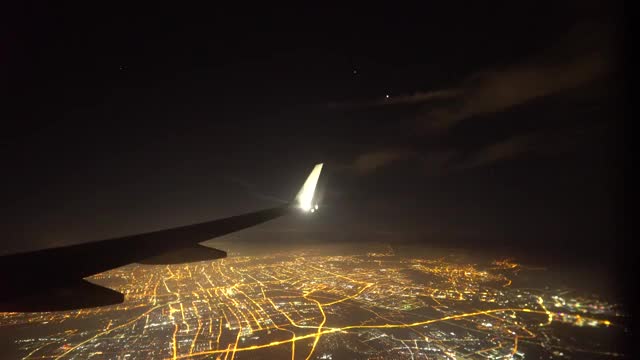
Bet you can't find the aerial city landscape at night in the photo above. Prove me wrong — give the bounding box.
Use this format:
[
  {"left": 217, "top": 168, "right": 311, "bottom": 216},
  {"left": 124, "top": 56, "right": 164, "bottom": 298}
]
[
  {"left": 2, "top": 1, "right": 628, "bottom": 359},
  {"left": 0, "top": 243, "right": 628, "bottom": 359}
]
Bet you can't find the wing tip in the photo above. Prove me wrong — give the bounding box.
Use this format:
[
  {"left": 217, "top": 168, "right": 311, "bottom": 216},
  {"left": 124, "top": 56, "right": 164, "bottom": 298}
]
[{"left": 294, "top": 163, "right": 324, "bottom": 212}]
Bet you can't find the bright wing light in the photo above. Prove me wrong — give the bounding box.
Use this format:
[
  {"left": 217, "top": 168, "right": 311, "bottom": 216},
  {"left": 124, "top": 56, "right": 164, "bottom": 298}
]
[{"left": 295, "top": 163, "right": 323, "bottom": 212}]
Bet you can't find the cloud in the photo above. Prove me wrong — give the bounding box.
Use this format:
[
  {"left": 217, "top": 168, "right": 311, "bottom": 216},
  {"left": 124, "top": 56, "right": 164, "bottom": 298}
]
[
  {"left": 353, "top": 148, "right": 414, "bottom": 174},
  {"left": 421, "top": 150, "right": 458, "bottom": 175},
  {"left": 457, "top": 134, "right": 534, "bottom": 169},
  {"left": 419, "top": 23, "right": 612, "bottom": 130},
  {"left": 457, "top": 125, "right": 599, "bottom": 170},
  {"left": 351, "top": 124, "right": 598, "bottom": 176},
  {"left": 384, "top": 90, "right": 460, "bottom": 105},
  {"left": 423, "top": 53, "right": 609, "bottom": 130},
  {"left": 329, "top": 90, "right": 459, "bottom": 109},
  {"left": 350, "top": 148, "right": 457, "bottom": 177},
  {"left": 346, "top": 23, "right": 614, "bottom": 176}
]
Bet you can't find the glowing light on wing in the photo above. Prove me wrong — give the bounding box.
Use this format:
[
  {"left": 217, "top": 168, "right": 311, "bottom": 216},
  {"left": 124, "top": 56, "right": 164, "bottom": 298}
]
[{"left": 295, "top": 163, "right": 323, "bottom": 211}]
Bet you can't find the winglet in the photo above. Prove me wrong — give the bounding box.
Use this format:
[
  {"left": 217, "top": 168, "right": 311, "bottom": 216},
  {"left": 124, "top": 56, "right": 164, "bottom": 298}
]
[{"left": 294, "top": 163, "right": 323, "bottom": 212}]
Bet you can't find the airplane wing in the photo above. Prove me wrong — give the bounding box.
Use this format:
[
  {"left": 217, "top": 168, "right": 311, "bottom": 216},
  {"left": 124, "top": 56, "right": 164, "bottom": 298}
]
[{"left": 0, "top": 163, "right": 323, "bottom": 312}]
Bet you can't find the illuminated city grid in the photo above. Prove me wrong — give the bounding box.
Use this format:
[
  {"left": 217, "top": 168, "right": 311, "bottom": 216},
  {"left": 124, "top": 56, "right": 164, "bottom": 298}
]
[{"left": 1, "top": 248, "right": 624, "bottom": 359}]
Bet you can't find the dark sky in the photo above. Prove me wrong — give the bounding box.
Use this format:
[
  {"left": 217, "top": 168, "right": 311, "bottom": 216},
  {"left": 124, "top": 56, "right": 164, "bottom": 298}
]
[{"left": 1, "top": 2, "right": 626, "bottom": 265}]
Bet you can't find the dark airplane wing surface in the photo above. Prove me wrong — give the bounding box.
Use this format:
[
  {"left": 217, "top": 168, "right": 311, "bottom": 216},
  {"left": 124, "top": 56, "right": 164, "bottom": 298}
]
[{"left": 0, "top": 163, "right": 324, "bottom": 312}]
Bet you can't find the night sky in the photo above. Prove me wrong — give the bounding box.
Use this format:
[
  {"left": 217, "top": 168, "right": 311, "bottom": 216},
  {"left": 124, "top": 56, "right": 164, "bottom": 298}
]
[{"left": 2, "top": 3, "right": 626, "bottom": 270}]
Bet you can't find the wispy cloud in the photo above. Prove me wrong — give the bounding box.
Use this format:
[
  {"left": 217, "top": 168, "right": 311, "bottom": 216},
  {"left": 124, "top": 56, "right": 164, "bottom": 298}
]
[
  {"left": 353, "top": 148, "right": 414, "bottom": 174},
  {"left": 329, "top": 90, "right": 459, "bottom": 109},
  {"left": 345, "top": 23, "right": 614, "bottom": 175},
  {"left": 458, "top": 134, "right": 533, "bottom": 169},
  {"left": 418, "top": 23, "right": 613, "bottom": 130},
  {"left": 422, "top": 53, "right": 609, "bottom": 131},
  {"left": 457, "top": 125, "right": 599, "bottom": 170}
]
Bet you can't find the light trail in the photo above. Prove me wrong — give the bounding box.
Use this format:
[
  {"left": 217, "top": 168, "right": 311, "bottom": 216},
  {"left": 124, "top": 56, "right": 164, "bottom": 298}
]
[
  {"left": 511, "top": 335, "right": 519, "bottom": 356},
  {"left": 21, "top": 341, "right": 55, "bottom": 360},
  {"left": 536, "top": 295, "right": 554, "bottom": 326},
  {"left": 171, "top": 323, "right": 179, "bottom": 360},
  {"left": 303, "top": 295, "right": 327, "bottom": 360},
  {"left": 189, "top": 303, "right": 202, "bottom": 355},
  {"left": 174, "top": 307, "right": 549, "bottom": 359}
]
